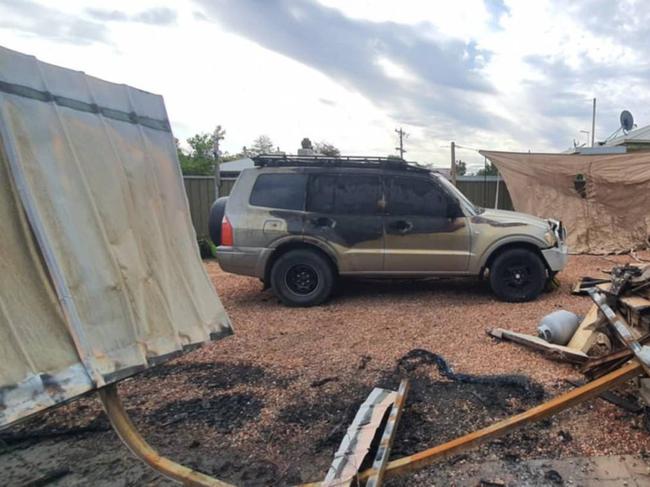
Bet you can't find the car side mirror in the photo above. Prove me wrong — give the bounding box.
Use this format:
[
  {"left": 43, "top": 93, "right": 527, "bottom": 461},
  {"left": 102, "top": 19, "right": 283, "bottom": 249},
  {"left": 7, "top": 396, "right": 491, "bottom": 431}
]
[{"left": 447, "top": 199, "right": 463, "bottom": 219}]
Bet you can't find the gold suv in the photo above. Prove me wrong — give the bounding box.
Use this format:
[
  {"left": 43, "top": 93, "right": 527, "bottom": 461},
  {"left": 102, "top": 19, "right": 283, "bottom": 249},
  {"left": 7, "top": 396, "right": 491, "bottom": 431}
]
[{"left": 210, "top": 155, "right": 568, "bottom": 306}]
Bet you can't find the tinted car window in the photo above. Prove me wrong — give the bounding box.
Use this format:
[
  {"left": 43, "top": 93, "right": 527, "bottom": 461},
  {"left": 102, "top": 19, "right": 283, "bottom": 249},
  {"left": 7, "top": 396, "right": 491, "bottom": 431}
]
[
  {"left": 334, "top": 174, "right": 381, "bottom": 215},
  {"left": 250, "top": 173, "right": 307, "bottom": 210},
  {"left": 307, "top": 174, "right": 336, "bottom": 213},
  {"left": 386, "top": 176, "right": 448, "bottom": 217}
]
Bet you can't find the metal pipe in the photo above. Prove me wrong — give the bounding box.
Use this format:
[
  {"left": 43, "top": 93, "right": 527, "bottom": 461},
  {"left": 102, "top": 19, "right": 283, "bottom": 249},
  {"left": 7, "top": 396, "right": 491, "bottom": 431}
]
[
  {"left": 450, "top": 141, "right": 456, "bottom": 186},
  {"left": 356, "top": 361, "right": 642, "bottom": 481},
  {"left": 98, "top": 384, "right": 234, "bottom": 487},
  {"left": 591, "top": 98, "right": 596, "bottom": 147}
]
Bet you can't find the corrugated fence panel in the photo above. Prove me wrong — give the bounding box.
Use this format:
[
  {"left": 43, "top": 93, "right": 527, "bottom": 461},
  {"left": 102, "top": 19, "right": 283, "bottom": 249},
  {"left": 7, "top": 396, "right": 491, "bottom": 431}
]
[
  {"left": 457, "top": 179, "right": 513, "bottom": 210},
  {"left": 183, "top": 176, "right": 236, "bottom": 238}
]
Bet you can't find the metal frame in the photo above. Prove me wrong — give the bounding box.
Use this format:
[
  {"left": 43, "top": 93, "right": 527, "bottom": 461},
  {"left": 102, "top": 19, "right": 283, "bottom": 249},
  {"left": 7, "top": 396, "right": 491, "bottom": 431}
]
[
  {"left": 365, "top": 380, "right": 409, "bottom": 487},
  {"left": 252, "top": 154, "right": 430, "bottom": 173},
  {"left": 97, "top": 384, "right": 234, "bottom": 487},
  {"left": 98, "top": 363, "right": 643, "bottom": 487}
]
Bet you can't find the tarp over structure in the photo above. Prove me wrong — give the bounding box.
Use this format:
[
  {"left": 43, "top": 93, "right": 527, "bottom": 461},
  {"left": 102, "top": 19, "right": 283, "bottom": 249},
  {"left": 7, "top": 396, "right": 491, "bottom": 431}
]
[
  {"left": 481, "top": 150, "right": 650, "bottom": 254},
  {"left": 0, "top": 46, "right": 232, "bottom": 428}
]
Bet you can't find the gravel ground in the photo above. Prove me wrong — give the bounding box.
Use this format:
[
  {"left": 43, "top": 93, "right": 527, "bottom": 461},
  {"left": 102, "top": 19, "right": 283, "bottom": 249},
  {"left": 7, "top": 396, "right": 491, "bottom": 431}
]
[{"left": 2, "top": 253, "right": 650, "bottom": 486}]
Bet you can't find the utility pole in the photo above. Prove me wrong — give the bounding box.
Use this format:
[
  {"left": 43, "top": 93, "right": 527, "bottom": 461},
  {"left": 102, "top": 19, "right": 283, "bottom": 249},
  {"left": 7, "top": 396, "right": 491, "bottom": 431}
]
[
  {"left": 591, "top": 98, "right": 596, "bottom": 147},
  {"left": 212, "top": 125, "right": 225, "bottom": 199},
  {"left": 450, "top": 141, "right": 457, "bottom": 186},
  {"left": 395, "top": 127, "right": 408, "bottom": 159}
]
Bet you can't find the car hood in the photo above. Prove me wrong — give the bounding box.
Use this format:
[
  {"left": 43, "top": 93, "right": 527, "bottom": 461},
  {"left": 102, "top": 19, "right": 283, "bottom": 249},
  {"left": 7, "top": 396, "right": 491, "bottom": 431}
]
[{"left": 477, "top": 208, "right": 550, "bottom": 231}]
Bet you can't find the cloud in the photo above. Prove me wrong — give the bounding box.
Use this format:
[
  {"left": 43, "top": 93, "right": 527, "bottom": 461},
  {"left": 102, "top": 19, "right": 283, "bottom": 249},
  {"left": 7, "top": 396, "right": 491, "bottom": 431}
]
[
  {"left": 195, "top": 0, "right": 502, "bottom": 132},
  {"left": 0, "top": 0, "right": 108, "bottom": 45},
  {"left": 86, "top": 7, "right": 177, "bottom": 26}
]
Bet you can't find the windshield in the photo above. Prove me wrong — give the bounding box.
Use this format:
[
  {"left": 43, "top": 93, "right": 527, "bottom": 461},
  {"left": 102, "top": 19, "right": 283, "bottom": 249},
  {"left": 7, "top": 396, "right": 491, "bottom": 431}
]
[{"left": 434, "top": 173, "right": 480, "bottom": 215}]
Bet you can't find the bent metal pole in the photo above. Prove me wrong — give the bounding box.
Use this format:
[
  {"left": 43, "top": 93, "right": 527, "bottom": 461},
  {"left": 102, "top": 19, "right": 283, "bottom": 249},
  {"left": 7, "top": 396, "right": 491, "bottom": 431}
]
[
  {"left": 98, "top": 383, "right": 234, "bottom": 487},
  {"left": 356, "top": 360, "right": 642, "bottom": 482}
]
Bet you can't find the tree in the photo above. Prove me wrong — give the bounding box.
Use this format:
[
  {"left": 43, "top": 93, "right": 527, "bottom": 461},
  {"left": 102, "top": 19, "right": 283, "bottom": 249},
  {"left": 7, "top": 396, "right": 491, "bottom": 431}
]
[
  {"left": 476, "top": 162, "right": 498, "bottom": 176},
  {"left": 177, "top": 126, "right": 230, "bottom": 175},
  {"left": 249, "top": 135, "right": 275, "bottom": 156},
  {"left": 178, "top": 132, "right": 216, "bottom": 175},
  {"left": 314, "top": 141, "right": 341, "bottom": 157},
  {"left": 455, "top": 160, "right": 467, "bottom": 176}
]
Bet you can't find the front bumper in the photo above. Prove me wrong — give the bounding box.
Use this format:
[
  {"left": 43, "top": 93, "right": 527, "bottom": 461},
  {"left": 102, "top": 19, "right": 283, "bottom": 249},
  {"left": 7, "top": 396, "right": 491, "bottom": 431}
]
[{"left": 541, "top": 243, "right": 569, "bottom": 272}]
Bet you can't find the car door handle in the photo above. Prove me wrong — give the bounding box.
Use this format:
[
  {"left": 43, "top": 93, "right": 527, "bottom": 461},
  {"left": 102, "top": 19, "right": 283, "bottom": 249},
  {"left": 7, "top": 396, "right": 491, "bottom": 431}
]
[
  {"left": 311, "top": 216, "right": 335, "bottom": 228},
  {"left": 390, "top": 220, "right": 413, "bottom": 234}
]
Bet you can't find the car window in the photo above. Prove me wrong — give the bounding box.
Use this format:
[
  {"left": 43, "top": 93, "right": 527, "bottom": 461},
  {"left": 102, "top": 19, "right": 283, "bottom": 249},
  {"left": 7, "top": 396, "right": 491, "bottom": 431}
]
[
  {"left": 386, "top": 176, "right": 448, "bottom": 217},
  {"left": 307, "top": 173, "right": 382, "bottom": 215},
  {"left": 249, "top": 173, "right": 307, "bottom": 210},
  {"left": 307, "top": 174, "right": 336, "bottom": 213},
  {"left": 334, "top": 174, "right": 382, "bottom": 215}
]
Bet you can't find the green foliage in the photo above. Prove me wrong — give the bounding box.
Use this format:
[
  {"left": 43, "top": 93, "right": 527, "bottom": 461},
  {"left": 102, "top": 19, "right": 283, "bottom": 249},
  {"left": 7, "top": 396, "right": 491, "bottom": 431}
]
[
  {"left": 476, "top": 162, "right": 498, "bottom": 176},
  {"left": 456, "top": 160, "right": 467, "bottom": 176},
  {"left": 177, "top": 133, "right": 216, "bottom": 176},
  {"left": 315, "top": 141, "right": 341, "bottom": 157},
  {"left": 249, "top": 135, "right": 276, "bottom": 156}
]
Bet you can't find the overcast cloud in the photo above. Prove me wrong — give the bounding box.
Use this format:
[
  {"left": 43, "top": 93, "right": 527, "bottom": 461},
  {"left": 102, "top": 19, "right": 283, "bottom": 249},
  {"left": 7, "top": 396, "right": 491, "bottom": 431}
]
[{"left": 0, "top": 0, "right": 649, "bottom": 171}]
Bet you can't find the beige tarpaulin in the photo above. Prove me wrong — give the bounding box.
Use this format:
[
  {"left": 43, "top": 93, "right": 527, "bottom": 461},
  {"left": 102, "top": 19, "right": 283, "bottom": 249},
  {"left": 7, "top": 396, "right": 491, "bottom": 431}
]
[
  {"left": 481, "top": 150, "right": 650, "bottom": 254},
  {"left": 0, "top": 46, "right": 232, "bottom": 428}
]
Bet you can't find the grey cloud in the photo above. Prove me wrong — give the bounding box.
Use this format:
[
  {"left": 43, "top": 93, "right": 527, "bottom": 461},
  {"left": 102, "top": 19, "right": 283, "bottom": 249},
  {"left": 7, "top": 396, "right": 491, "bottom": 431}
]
[
  {"left": 567, "top": 0, "right": 650, "bottom": 50},
  {"left": 523, "top": 53, "right": 650, "bottom": 147},
  {"left": 0, "top": 0, "right": 108, "bottom": 44},
  {"left": 195, "top": 0, "right": 501, "bottom": 132},
  {"left": 86, "top": 7, "right": 177, "bottom": 26},
  {"left": 318, "top": 98, "right": 336, "bottom": 107},
  {"left": 133, "top": 8, "right": 177, "bottom": 25},
  {"left": 85, "top": 8, "right": 128, "bottom": 22}
]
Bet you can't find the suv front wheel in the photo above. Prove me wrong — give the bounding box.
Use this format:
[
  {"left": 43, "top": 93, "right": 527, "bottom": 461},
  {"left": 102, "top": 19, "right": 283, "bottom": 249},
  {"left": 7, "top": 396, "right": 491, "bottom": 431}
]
[
  {"left": 489, "top": 248, "right": 546, "bottom": 302},
  {"left": 270, "top": 249, "right": 334, "bottom": 307}
]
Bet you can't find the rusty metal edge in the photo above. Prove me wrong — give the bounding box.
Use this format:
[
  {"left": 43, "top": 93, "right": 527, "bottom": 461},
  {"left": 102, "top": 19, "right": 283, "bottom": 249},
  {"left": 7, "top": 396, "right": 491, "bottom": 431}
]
[
  {"left": 97, "top": 383, "right": 234, "bottom": 487},
  {"left": 353, "top": 361, "right": 643, "bottom": 481},
  {"left": 365, "top": 379, "right": 409, "bottom": 487}
]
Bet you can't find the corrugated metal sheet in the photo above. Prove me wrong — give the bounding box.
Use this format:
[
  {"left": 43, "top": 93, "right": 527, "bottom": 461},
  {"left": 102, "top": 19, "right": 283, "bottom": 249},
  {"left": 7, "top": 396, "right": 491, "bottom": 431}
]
[{"left": 0, "top": 46, "right": 232, "bottom": 428}]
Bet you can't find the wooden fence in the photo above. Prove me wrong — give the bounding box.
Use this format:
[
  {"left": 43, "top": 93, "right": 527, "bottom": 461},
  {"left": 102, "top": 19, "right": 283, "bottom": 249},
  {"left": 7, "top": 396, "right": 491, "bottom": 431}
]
[
  {"left": 456, "top": 176, "right": 514, "bottom": 211},
  {"left": 183, "top": 176, "right": 236, "bottom": 239},
  {"left": 183, "top": 174, "right": 514, "bottom": 239}
]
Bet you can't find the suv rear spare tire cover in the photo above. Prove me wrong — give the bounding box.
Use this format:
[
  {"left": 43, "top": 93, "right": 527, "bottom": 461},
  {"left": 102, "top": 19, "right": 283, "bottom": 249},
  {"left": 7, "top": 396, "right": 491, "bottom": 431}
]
[{"left": 209, "top": 197, "right": 228, "bottom": 246}]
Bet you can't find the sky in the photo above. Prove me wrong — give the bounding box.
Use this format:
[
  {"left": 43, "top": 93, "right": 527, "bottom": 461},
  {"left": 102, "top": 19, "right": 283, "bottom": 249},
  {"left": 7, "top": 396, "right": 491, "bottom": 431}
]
[{"left": 1, "top": 0, "right": 649, "bottom": 172}]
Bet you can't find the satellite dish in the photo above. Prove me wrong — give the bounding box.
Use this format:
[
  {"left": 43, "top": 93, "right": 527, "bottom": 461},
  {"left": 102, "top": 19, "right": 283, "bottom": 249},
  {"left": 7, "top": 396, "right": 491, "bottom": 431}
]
[{"left": 620, "top": 110, "right": 634, "bottom": 132}]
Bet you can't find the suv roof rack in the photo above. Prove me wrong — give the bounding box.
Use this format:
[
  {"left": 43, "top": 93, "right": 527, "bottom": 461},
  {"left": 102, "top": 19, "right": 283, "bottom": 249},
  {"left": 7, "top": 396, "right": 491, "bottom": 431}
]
[{"left": 251, "top": 154, "right": 431, "bottom": 173}]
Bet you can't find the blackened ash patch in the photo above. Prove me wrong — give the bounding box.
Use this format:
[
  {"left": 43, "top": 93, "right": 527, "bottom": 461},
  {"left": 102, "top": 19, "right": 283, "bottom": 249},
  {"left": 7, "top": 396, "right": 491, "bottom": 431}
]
[
  {"left": 147, "top": 393, "right": 263, "bottom": 432},
  {"left": 141, "top": 360, "right": 292, "bottom": 390},
  {"left": 395, "top": 349, "right": 545, "bottom": 402},
  {"left": 275, "top": 349, "right": 548, "bottom": 466}
]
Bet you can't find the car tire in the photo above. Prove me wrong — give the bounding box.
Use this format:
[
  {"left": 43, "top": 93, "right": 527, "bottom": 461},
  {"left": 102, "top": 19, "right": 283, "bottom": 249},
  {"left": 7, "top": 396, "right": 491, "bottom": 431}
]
[
  {"left": 489, "top": 248, "right": 546, "bottom": 302},
  {"left": 270, "top": 249, "right": 334, "bottom": 307},
  {"left": 208, "top": 197, "right": 228, "bottom": 246}
]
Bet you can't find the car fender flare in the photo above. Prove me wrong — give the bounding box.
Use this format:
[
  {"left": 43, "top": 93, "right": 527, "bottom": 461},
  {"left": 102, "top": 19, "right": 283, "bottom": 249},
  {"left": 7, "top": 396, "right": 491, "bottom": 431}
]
[
  {"left": 478, "top": 235, "right": 548, "bottom": 271},
  {"left": 264, "top": 235, "right": 339, "bottom": 277}
]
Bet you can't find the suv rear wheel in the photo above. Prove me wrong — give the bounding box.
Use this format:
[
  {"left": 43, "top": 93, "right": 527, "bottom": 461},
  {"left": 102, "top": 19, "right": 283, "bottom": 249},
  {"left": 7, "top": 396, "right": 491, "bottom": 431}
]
[
  {"left": 489, "top": 248, "right": 546, "bottom": 302},
  {"left": 270, "top": 249, "right": 334, "bottom": 307}
]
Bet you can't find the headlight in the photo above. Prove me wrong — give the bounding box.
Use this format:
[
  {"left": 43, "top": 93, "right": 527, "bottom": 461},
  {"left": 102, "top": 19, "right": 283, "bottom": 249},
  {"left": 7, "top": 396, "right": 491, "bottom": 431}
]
[{"left": 544, "top": 230, "right": 557, "bottom": 246}]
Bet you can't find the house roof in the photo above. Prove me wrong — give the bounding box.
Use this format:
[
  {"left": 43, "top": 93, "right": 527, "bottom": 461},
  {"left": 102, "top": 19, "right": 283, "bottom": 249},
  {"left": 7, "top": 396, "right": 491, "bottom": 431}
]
[
  {"left": 219, "top": 157, "right": 254, "bottom": 172},
  {"left": 605, "top": 124, "right": 650, "bottom": 146}
]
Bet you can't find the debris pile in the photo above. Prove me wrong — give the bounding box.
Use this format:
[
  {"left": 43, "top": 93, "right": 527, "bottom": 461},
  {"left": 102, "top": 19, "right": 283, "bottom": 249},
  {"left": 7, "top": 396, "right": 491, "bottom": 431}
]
[{"left": 490, "top": 263, "right": 650, "bottom": 414}]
